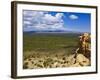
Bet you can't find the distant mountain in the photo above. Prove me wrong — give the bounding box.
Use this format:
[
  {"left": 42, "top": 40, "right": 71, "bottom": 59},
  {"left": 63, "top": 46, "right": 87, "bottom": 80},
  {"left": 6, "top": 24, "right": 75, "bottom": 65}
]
[{"left": 23, "top": 30, "right": 86, "bottom": 34}]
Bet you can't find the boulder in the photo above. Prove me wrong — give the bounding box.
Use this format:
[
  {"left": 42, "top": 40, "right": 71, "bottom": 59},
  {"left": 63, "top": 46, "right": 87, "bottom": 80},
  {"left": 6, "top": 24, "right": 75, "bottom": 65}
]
[{"left": 76, "top": 54, "right": 90, "bottom": 66}]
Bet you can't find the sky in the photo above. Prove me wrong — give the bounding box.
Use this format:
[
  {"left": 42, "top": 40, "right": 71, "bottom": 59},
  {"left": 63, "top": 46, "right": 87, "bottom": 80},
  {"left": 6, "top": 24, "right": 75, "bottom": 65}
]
[{"left": 23, "top": 10, "right": 91, "bottom": 33}]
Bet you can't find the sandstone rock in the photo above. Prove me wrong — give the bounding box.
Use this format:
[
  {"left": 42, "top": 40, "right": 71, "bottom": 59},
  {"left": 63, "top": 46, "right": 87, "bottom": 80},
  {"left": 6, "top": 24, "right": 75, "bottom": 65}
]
[
  {"left": 76, "top": 54, "right": 90, "bottom": 66},
  {"left": 71, "top": 62, "right": 81, "bottom": 67},
  {"left": 23, "top": 60, "right": 34, "bottom": 69},
  {"left": 23, "top": 53, "right": 90, "bottom": 69}
]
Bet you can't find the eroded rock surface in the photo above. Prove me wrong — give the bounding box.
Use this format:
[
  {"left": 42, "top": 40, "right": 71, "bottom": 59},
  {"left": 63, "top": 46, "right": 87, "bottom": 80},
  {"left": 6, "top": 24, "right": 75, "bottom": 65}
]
[{"left": 23, "top": 53, "right": 90, "bottom": 69}]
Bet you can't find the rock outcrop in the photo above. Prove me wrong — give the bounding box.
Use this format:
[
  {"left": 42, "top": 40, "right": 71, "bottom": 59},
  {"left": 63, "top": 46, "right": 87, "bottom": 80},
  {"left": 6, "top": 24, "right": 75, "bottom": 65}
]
[{"left": 23, "top": 54, "right": 90, "bottom": 69}]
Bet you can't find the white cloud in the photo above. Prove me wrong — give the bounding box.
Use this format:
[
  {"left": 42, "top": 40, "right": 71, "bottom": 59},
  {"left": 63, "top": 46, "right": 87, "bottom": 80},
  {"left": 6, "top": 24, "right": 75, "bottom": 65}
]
[
  {"left": 23, "top": 11, "right": 66, "bottom": 31},
  {"left": 23, "top": 11, "right": 44, "bottom": 17},
  {"left": 23, "top": 21, "right": 31, "bottom": 25},
  {"left": 69, "top": 14, "right": 78, "bottom": 20},
  {"left": 56, "top": 13, "right": 63, "bottom": 19}
]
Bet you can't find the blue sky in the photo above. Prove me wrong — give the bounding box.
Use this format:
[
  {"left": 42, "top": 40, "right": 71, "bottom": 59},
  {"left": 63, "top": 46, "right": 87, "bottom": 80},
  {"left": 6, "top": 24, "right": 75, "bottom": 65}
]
[{"left": 23, "top": 10, "right": 91, "bottom": 32}]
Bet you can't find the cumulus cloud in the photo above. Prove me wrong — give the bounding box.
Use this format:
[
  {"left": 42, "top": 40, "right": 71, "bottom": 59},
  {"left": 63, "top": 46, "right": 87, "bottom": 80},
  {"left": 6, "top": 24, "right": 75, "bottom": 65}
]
[
  {"left": 69, "top": 14, "right": 78, "bottom": 20},
  {"left": 23, "top": 10, "right": 66, "bottom": 31}
]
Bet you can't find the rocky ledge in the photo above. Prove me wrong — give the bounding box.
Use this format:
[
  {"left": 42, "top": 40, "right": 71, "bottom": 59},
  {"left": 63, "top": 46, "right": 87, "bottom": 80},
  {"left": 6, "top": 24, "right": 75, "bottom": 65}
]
[{"left": 23, "top": 53, "right": 90, "bottom": 69}]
